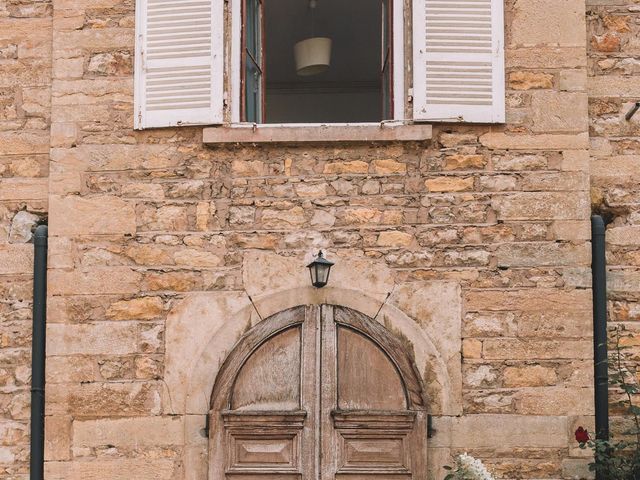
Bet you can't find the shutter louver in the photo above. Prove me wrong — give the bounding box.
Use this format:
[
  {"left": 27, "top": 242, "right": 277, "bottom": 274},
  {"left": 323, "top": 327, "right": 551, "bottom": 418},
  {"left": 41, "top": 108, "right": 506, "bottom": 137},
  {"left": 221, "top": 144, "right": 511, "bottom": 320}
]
[
  {"left": 412, "top": 0, "right": 505, "bottom": 123},
  {"left": 134, "top": 0, "right": 224, "bottom": 129}
]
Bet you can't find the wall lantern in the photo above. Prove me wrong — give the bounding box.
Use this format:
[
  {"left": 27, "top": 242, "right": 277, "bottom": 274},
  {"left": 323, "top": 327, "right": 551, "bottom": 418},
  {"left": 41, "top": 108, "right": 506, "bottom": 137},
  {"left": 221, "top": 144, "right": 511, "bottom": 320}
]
[{"left": 307, "top": 250, "right": 334, "bottom": 288}]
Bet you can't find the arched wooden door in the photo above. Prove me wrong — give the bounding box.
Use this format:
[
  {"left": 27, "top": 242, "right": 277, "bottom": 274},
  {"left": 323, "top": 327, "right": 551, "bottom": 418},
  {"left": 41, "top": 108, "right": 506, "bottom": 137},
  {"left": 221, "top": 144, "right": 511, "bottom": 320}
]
[{"left": 209, "top": 305, "right": 428, "bottom": 480}]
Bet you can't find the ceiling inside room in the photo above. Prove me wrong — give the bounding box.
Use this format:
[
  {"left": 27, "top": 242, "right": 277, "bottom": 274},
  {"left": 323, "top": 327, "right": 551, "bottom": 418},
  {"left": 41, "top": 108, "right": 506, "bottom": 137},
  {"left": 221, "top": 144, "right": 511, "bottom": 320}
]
[{"left": 264, "top": 0, "right": 382, "bottom": 87}]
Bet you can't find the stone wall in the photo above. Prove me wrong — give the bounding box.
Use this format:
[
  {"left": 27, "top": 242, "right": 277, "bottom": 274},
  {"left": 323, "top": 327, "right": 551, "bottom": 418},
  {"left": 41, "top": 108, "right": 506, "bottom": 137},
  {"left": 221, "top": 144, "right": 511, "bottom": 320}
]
[
  {"left": 0, "top": 0, "right": 51, "bottom": 477},
  {"left": 587, "top": 0, "right": 640, "bottom": 436},
  {"left": 0, "top": 0, "right": 607, "bottom": 478}
]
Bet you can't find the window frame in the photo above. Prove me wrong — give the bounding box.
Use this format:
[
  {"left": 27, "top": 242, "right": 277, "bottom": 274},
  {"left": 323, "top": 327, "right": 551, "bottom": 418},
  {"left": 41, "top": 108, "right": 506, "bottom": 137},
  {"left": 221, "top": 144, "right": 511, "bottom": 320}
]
[
  {"left": 229, "top": 0, "right": 406, "bottom": 125},
  {"left": 240, "top": 0, "right": 266, "bottom": 123}
]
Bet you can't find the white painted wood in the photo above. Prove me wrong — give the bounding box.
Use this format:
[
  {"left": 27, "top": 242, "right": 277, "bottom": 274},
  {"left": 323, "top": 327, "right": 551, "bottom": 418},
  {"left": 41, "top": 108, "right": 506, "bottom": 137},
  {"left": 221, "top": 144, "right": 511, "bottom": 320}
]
[
  {"left": 134, "top": 0, "right": 224, "bottom": 129},
  {"left": 392, "top": 0, "right": 405, "bottom": 120},
  {"left": 230, "top": 0, "right": 242, "bottom": 124},
  {"left": 412, "top": 0, "right": 505, "bottom": 123}
]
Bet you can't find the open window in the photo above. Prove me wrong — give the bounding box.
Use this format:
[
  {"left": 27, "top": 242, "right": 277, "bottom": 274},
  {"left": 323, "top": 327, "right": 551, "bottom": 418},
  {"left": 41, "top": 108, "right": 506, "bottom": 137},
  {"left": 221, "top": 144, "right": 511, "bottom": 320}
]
[
  {"left": 242, "top": 0, "right": 395, "bottom": 124},
  {"left": 133, "top": 0, "right": 505, "bottom": 130}
]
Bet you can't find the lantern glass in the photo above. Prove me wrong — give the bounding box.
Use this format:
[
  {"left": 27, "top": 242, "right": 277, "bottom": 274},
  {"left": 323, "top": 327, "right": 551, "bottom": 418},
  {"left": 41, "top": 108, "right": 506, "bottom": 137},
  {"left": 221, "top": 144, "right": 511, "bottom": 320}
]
[{"left": 307, "top": 251, "right": 334, "bottom": 288}]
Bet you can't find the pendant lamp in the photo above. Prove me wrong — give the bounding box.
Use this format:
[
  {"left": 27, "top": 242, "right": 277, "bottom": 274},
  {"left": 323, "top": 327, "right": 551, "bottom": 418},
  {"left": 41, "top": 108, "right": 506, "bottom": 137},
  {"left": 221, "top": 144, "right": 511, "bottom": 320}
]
[{"left": 294, "top": 0, "right": 332, "bottom": 76}]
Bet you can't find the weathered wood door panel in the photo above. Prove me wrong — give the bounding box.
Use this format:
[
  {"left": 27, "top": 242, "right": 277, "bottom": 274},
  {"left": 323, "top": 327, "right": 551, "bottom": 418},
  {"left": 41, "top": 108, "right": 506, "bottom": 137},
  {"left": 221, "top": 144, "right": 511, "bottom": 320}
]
[{"left": 210, "top": 305, "right": 427, "bottom": 480}]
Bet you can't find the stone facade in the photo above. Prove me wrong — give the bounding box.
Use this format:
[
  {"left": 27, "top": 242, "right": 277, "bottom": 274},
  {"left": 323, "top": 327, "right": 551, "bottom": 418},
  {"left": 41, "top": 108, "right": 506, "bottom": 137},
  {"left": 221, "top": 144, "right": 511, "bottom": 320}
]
[
  {"left": 0, "top": 0, "right": 51, "bottom": 476},
  {"left": 587, "top": 0, "right": 640, "bottom": 441},
  {"left": 0, "top": 0, "right": 638, "bottom": 479}
]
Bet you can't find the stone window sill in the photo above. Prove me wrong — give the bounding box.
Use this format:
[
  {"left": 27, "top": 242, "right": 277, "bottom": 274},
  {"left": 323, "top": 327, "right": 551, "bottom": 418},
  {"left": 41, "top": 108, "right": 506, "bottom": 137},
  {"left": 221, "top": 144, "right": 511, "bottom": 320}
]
[{"left": 202, "top": 123, "right": 433, "bottom": 144}]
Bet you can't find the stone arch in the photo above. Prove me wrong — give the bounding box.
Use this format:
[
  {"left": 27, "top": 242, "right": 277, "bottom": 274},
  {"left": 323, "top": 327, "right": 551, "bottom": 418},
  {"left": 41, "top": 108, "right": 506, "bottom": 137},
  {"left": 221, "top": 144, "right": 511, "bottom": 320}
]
[
  {"left": 177, "top": 287, "right": 457, "bottom": 479},
  {"left": 185, "top": 287, "right": 453, "bottom": 415},
  {"left": 209, "top": 304, "right": 428, "bottom": 413}
]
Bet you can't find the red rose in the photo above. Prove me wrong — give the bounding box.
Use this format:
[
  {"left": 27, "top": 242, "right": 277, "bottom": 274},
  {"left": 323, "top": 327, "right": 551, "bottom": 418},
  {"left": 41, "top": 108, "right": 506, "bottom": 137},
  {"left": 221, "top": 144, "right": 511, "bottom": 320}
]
[{"left": 575, "top": 426, "right": 590, "bottom": 443}]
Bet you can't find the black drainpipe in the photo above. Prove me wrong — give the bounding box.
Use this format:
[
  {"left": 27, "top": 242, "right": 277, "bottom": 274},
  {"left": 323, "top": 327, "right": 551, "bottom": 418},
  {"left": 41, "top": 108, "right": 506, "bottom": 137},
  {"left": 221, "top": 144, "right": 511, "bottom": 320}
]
[
  {"left": 591, "top": 215, "right": 609, "bottom": 449},
  {"left": 30, "top": 225, "right": 48, "bottom": 480}
]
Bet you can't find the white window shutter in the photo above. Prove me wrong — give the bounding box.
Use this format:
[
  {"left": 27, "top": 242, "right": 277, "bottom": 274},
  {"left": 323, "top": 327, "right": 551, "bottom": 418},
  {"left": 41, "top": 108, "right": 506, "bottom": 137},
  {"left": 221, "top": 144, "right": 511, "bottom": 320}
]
[
  {"left": 134, "top": 0, "right": 224, "bottom": 129},
  {"left": 412, "top": 0, "right": 505, "bottom": 123}
]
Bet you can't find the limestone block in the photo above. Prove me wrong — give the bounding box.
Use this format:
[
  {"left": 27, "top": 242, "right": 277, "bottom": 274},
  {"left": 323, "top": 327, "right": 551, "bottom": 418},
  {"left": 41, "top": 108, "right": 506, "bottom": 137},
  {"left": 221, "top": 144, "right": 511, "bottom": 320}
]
[
  {"left": 9, "top": 210, "right": 41, "bottom": 244},
  {"left": 73, "top": 416, "right": 183, "bottom": 447},
  {"left": 0, "top": 18, "right": 52, "bottom": 59},
  {"left": 589, "top": 76, "right": 640, "bottom": 97},
  {"left": 562, "top": 458, "right": 594, "bottom": 479},
  {"left": 444, "top": 154, "right": 486, "bottom": 170},
  {"left": 463, "top": 312, "right": 517, "bottom": 338},
  {"left": 493, "top": 154, "right": 547, "bottom": 171},
  {"left": 0, "top": 178, "right": 48, "bottom": 201},
  {"left": 45, "top": 459, "right": 176, "bottom": 480},
  {"left": 46, "top": 381, "right": 161, "bottom": 417},
  {"left": 550, "top": 221, "right": 591, "bottom": 242},
  {"left": 508, "top": 71, "right": 554, "bottom": 90},
  {"left": 449, "top": 415, "right": 569, "bottom": 448},
  {"left": 530, "top": 92, "right": 588, "bottom": 133},
  {"left": 105, "top": 297, "right": 165, "bottom": 321},
  {"left": 510, "top": 0, "right": 585, "bottom": 47},
  {"left": 514, "top": 386, "right": 594, "bottom": 415},
  {"left": 607, "top": 226, "right": 640, "bottom": 246},
  {"left": 483, "top": 339, "right": 591, "bottom": 360},
  {"left": 591, "top": 32, "right": 620, "bottom": 52},
  {"left": 0, "top": 244, "right": 32, "bottom": 275},
  {"left": 516, "top": 310, "right": 591, "bottom": 339},
  {"left": 608, "top": 270, "right": 640, "bottom": 294},
  {"left": 465, "top": 288, "right": 591, "bottom": 312},
  {"left": 121, "top": 183, "right": 165, "bottom": 200},
  {"left": 86, "top": 51, "right": 133, "bottom": 76},
  {"left": 504, "top": 365, "right": 558, "bottom": 387},
  {"left": 243, "top": 250, "right": 394, "bottom": 300},
  {"left": 54, "top": 29, "right": 134, "bottom": 51},
  {"left": 496, "top": 242, "right": 590, "bottom": 267},
  {"left": 507, "top": 47, "right": 587, "bottom": 69},
  {"left": 45, "top": 416, "right": 71, "bottom": 461},
  {"left": 323, "top": 160, "right": 368, "bottom": 174},
  {"left": 9, "top": 156, "right": 46, "bottom": 177},
  {"left": 479, "top": 132, "right": 589, "bottom": 150},
  {"left": 231, "top": 159, "right": 266, "bottom": 177},
  {"left": 439, "top": 132, "right": 478, "bottom": 147},
  {"left": 46, "top": 356, "right": 95, "bottom": 384},
  {"left": 425, "top": 176, "right": 474, "bottom": 192},
  {"left": 294, "top": 182, "right": 328, "bottom": 197},
  {"left": 49, "top": 195, "right": 136, "bottom": 236},
  {"left": 591, "top": 155, "right": 640, "bottom": 181},
  {"left": 491, "top": 192, "right": 590, "bottom": 220},
  {"left": 261, "top": 206, "right": 306, "bottom": 227},
  {"left": 340, "top": 207, "right": 383, "bottom": 224},
  {"left": 372, "top": 159, "right": 407, "bottom": 174},
  {"left": 462, "top": 338, "right": 482, "bottom": 359},
  {"left": 376, "top": 231, "right": 413, "bottom": 247},
  {"left": 125, "top": 245, "right": 173, "bottom": 265},
  {"left": 561, "top": 150, "right": 590, "bottom": 172},
  {"left": 559, "top": 69, "right": 587, "bottom": 91},
  {"left": 173, "top": 249, "right": 222, "bottom": 268},
  {"left": 47, "top": 322, "right": 140, "bottom": 355},
  {"left": 520, "top": 171, "right": 588, "bottom": 191},
  {"left": 53, "top": 58, "right": 84, "bottom": 79},
  {"left": 48, "top": 267, "right": 141, "bottom": 295}
]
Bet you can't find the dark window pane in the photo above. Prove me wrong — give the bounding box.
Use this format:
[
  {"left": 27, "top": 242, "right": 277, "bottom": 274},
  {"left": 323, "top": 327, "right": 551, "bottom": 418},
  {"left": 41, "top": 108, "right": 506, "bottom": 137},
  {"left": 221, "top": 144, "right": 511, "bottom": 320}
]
[{"left": 245, "top": 56, "right": 262, "bottom": 122}]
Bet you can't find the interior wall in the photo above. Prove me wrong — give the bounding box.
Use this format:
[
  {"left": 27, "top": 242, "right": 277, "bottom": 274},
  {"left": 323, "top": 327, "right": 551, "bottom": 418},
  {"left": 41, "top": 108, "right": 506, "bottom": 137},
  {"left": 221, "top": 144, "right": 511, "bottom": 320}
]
[
  {"left": 266, "top": 90, "right": 381, "bottom": 123},
  {"left": 264, "top": 0, "right": 382, "bottom": 123}
]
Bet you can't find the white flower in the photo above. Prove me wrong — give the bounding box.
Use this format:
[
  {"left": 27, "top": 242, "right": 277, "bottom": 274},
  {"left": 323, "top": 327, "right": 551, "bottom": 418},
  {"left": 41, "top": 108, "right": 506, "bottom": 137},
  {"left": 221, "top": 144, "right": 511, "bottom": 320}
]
[{"left": 448, "top": 453, "right": 495, "bottom": 480}]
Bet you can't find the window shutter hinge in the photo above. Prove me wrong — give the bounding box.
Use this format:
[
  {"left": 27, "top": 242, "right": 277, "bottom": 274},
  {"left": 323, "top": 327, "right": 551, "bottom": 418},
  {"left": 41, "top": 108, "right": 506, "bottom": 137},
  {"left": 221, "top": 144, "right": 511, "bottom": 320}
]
[{"left": 407, "top": 88, "right": 413, "bottom": 104}]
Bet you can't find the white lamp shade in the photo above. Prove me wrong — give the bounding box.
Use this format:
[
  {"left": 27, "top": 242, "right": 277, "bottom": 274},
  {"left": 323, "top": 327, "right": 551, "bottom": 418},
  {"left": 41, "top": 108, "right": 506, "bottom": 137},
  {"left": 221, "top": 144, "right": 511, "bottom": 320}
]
[{"left": 294, "top": 37, "right": 332, "bottom": 76}]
